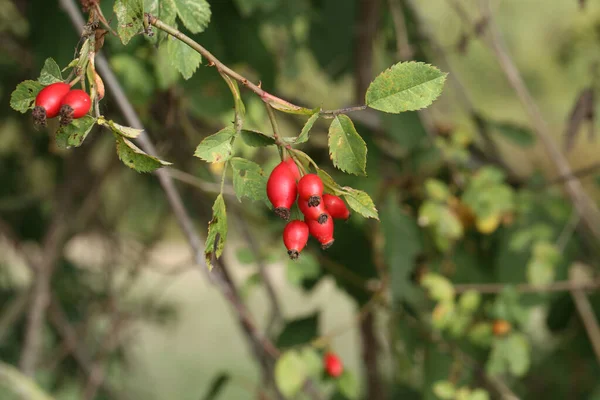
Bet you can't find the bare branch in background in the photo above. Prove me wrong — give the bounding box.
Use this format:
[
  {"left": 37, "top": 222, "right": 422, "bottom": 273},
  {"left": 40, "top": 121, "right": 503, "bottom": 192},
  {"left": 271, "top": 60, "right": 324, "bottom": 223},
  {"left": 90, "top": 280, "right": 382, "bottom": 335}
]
[
  {"left": 569, "top": 264, "right": 600, "bottom": 364},
  {"left": 454, "top": 277, "right": 600, "bottom": 294},
  {"left": 0, "top": 291, "right": 29, "bottom": 345},
  {"left": 564, "top": 88, "right": 594, "bottom": 152}
]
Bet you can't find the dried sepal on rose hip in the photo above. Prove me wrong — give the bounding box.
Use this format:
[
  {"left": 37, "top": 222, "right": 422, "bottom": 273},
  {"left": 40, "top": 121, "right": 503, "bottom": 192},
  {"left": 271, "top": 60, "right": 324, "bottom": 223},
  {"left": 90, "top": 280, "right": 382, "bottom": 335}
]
[
  {"left": 305, "top": 214, "right": 334, "bottom": 249},
  {"left": 59, "top": 89, "right": 92, "bottom": 126},
  {"left": 32, "top": 82, "right": 71, "bottom": 127},
  {"left": 298, "top": 173, "right": 324, "bottom": 207},
  {"left": 283, "top": 220, "right": 309, "bottom": 260},
  {"left": 267, "top": 160, "right": 298, "bottom": 220},
  {"left": 322, "top": 194, "right": 350, "bottom": 220},
  {"left": 298, "top": 198, "right": 328, "bottom": 224},
  {"left": 323, "top": 352, "right": 343, "bottom": 378}
]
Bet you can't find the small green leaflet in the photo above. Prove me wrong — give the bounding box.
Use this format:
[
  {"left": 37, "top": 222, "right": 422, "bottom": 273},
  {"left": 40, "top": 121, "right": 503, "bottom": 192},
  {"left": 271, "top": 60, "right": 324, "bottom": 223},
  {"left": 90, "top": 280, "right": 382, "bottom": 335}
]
[
  {"left": 240, "top": 129, "right": 275, "bottom": 147},
  {"left": 194, "top": 126, "right": 235, "bottom": 163},
  {"left": 266, "top": 98, "right": 318, "bottom": 115},
  {"left": 10, "top": 80, "right": 43, "bottom": 113},
  {"left": 230, "top": 157, "right": 267, "bottom": 202},
  {"left": 101, "top": 119, "right": 144, "bottom": 138},
  {"left": 365, "top": 61, "right": 447, "bottom": 113},
  {"left": 205, "top": 194, "right": 227, "bottom": 270},
  {"left": 342, "top": 187, "right": 379, "bottom": 220},
  {"left": 38, "top": 58, "right": 62, "bottom": 85},
  {"left": 296, "top": 112, "right": 319, "bottom": 144},
  {"left": 115, "top": 135, "right": 172, "bottom": 172},
  {"left": 317, "top": 169, "right": 344, "bottom": 196},
  {"left": 173, "top": 0, "right": 211, "bottom": 33},
  {"left": 486, "top": 333, "right": 531, "bottom": 377},
  {"left": 337, "top": 371, "right": 359, "bottom": 400},
  {"left": 114, "top": 0, "right": 144, "bottom": 45},
  {"left": 56, "top": 116, "right": 97, "bottom": 148},
  {"left": 274, "top": 350, "right": 307, "bottom": 398},
  {"left": 144, "top": 0, "right": 176, "bottom": 43},
  {"left": 166, "top": 37, "right": 202, "bottom": 80},
  {"left": 328, "top": 115, "right": 367, "bottom": 175}
]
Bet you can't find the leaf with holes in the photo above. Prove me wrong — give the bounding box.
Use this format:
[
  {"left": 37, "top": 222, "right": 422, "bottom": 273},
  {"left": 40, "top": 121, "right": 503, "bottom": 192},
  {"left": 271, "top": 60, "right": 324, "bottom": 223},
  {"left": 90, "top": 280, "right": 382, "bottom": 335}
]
[
  {"left": 230, "top": 157, "right": 267, "bottom": 202},
  {"left": 173, "top": 0, "right": 211, "bottom": 33},
  {"left": 342, "top": 187, "right": 378, "bottom": 220},
  {"left": 296, "top": 112, "right": 320, "bottom": 144},
  {"left": 240, "top": 129, "right": 275, "bottom": 147},
  {"left": 328, "top": 115, "right": 367, "bottom": 175},
  {"left": 115, "top": 135, "right": 171, "bottom": 172},
  {"left": 38, "top": 58, "right": 62, "bottom": 85},
  {"left": 10, "top": 80, "right": 43, "bottom": 113},
  {"left": 166, "top": 38, "right": 202, "bottom": 80},
  {"left": 194, "top": 126, "right": 235, "bottom": 163},
  {"left": 366, "top": 61, "right": 447, "bottom": 113},
  {"left": 205, "top": 194, "right": 227, "bottom": 270},
  {"left": 56, "top": 116, "right": 97, "bottom": 148},
  {"left": 114, "top": 0, "right": 144, "bottom": 45}
]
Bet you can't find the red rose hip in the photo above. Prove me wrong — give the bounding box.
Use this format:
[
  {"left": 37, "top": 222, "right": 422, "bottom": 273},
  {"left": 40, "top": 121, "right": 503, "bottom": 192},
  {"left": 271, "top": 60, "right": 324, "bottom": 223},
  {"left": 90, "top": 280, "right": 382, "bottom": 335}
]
[
  {"left": 298, "top": 198, "right": 328, "bottom": 224},
  {"left": 305, "top": 214, "right": 334, "bottom": 249},
  {"left": 298, "top": 173, "right": 324, "bottom": 207},
  {"left": 284, "top": 157, "right": 301, "bottom": 182},
  {"left": 267, "top": 161, "right": 298, "bottom": 220},
  {"left": 32, "top": 82, "right": 71, "bottom": 126},
  {"left": 283, "top": 220, "right": 309, "bottom": 259},
  {"left": 323, "top": 194, "right": 350, "bottom": 220},
  {"left": 324, "top": 352, "right": 343, "bottom": 378},
  {"left": 59, "top": 89, "right": 92, "bottom": 125}
]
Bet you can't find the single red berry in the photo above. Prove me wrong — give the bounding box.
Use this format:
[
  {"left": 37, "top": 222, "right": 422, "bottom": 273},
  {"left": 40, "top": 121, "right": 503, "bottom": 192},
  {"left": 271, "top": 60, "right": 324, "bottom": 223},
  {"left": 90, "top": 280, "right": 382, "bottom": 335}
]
[
  {"left": 323, "top": 194, "right": 350, "bottom": 220},
  {"left": 298, "top": 198, "right": 328, "bottom": 224},
  {"left": 283, "top": 220, "right": 309, "bottom": 259},
  {"left": 298, "top": 174, "right": 324, "bottom": 207},
  {"left": 324, "top": 352, "right": 343, "bottom": 378},
  {"left": 59, "top": 89, "right": 92, "bottom": 126},
  {"left": 32, "top": 82, "right": 71, "bottom": 126},
  {"left": 267, "top": 161, "right": 298, "bottom": 220},
  {"left": 284, "top": 157, "right": 301, "bottom": 182},
  {"left": 306, "top": 214, "right": 334, "bottom": 249}
]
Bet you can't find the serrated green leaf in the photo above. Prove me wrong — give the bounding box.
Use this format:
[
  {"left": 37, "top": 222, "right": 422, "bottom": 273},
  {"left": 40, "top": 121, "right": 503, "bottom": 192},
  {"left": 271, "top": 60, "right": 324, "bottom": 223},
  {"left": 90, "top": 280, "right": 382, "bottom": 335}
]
[
  {"left": 102, "top": 119, "right": 144, "bottom": 138},
  {"left": 342, "top": 187, "right": 379, "bottom": 220},
  {"left": 337, "top": 371, "right": 359, "bottom": 400},
  {"left": 365, "top": 61, "right": 447, "bottom": 113},
  {"left": 173, "top": 0, "right": 211, "bottom": 33},
  {"left": 240, "top": 129, "right": 275, "bottom": 147},
  {"left": 266, "top": 98, "right": 318, "bottom": 115},
  {"left": 115, "top": 135, "right": 171, "bottom": 172},
  {"left": 144, "top": 0, "right": 176, "bottom": 43},
  {"left": 276, "top": 314, "right": 318, "bottom": 348},
  {"left": 166, "top": 38, "right": 202, "bottom": 80},
  {"left": 38, "top": 58, "right": 62, "bottom": 85},
  {"left": 205, "top": 194, "right": 227, "bottom": 270},
  {"left": 328, "top": 115, "right": 367, "bottom": 175},
  {"left": 274, "top": 350, "right": 307, "bottom": 398},
  {"left": 433, "top": 380, "right": 456, "bottom": 400},
  {"left": 317, "top": 169, "right": 344, "bottom": 196},
  {"left": 194, "top": 126, "right": 235, "bottom": 163},
  {"left": 10, "top": 80, "right": 43, "bottom": 113},
  {"left": 296, "top": 112, "right": 319, "bottom": 144},
  {"left": 55, "top": 116, "right": 96, "bottom": 148},
  {"left": 230, "top": 157, "right": 267, "bottom": 202},
  {"left": 114, "top": 0, "right": 144, "bottom": 45}
]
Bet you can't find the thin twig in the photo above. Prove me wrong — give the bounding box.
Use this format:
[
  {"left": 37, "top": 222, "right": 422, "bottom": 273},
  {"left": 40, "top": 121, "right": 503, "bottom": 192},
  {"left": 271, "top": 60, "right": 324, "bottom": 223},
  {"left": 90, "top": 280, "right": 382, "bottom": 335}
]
[
  {"left": 454, "top": 278, "right": 600, "bottom": 294},
  {"left": 167, "top": 168, "right": 236, "bottom": 196},
  {"left": 388, "top": 0, "right": 413, "bottom": 60},
  {"left": 569, "top": 264, "right": 600, "bottom": 364},
  {"left": 0, "top": 291, "right": 30, "bottom": 345}
]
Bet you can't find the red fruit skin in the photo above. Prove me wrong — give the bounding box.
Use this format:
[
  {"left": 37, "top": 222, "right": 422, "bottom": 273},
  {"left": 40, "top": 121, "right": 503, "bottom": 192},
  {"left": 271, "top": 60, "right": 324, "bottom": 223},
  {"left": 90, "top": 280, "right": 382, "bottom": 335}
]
[
  {"left": 324, "top": 352, "right": 343, "bottom": 378},
  {"left": 298, "top": 174, "right": 324, "bottom": 207},
  {"left": 305, "top": 214, "right": 334, "bottom": 249},
  {"left": 60, "top": 89, "right": 92, "bottom": 118},
  {"left": 284, "top": 157, "right": 301, "bottom": 182},
  {"left": 298, "top": 198, "right": 328, "bottom": 224},
  {"left": 34, "top": 82, "right": 71, "bottom": 118},
  {"left": 283, "top": 220, "right": 309, "bottom": 259},
  {"left": 267, "top": 161, "right": 298, "bottom": 220},
  {"left": 323, "top": 194, "right": 350, "bottom": 220}
]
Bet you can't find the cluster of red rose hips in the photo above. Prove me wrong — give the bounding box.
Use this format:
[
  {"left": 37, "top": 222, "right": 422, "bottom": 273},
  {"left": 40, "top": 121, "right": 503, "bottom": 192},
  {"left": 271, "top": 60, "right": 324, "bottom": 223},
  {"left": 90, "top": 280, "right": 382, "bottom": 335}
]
[
  {"left": 266, "top": 158, "right": 350, "bottom": 259},
  {"left": 32, "top": 82, "right": 92, "bottom": 127}
]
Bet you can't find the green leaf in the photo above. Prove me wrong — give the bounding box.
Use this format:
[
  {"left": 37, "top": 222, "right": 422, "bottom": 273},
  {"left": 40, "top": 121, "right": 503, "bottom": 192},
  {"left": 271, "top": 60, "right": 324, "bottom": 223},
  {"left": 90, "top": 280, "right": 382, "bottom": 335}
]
[
  {"left": 337, "top": 371, "right": 359, "bottom": 400},
  {"left": 55, "top": 116, "right": 96, "bottom": 148},
  {"left": 166, "top": 38, "right": 202, "bottom": 80},
  {"left": 205, "top": 194, "right": 227, "bottom": 270},
  {"left": 173, "top": 0, "right": 211, "bottom": 33},
  {"left": 200, "top": 373, "right": 230, "bottom": 400},
  {"left": 265, "top": 98, "right": 318, "bottom": 115},
  {"left": 105, "top": 120, "right": 144, "bottom": 139},
  {"left": 488, "top": 120, "right": 535, "bottom": 147},
  {"left": 10, "top": 80, "right": 43, "bottom": 113},
  {"left": 425, "top": 179, "right": 450, "bottom": 202},
  {"left": 0, "top": 361, "right": 55, "bottom": 400},
  {"left": 287, "top": 252, "right": 321, "bottom": 286},
  {"left": 115, "top": 135, "right": 172, "bottom": 172},
  {"left": 240, "top": 129, "right": 275, "bottom": 147},
  {"left": 144, "top": 0, "right": 177, "bottom": 43},
  {"left": 230, "top": 157, "right": 267, "bottom": 202},
  {"left": 421, "top": 273, "right": 455, "bottom": 302},
  {"left": 296, "top": 112, "right": 320, "bottom": 144},
  {"left": 38, "top": 58, "right": 62, "bottom": 85},
  {"left": 328, "top": 115, "right": 367, "bottom": 175},
  {"left": 469, "top": 389, "right": 490, "bottom": 400},
  {"left": 317, "top": 168, "right": 344, "bottom": 196},
  {"left": 114, "top": 0, "right": 144, "bottom": 45},
  {"left": 458, "top": 290, "right": 481, "bottom": 313},
  {"left": 433, "top": 380, "right": 456, "bottom": 400},
  {"left": 468, "top": 322, "right": 493, "bottom": 347},
  {"left": 298, "top": 347, "right": 323, "bottom": 378},
  {"left": 194, "top": 126, "right": 235, "bottom": 163},
  {"left": 274, "top": 350, "right": 307, "bottom": 398},
  {"left": 342, "top": 187, "right": 379, "bottom": 220},
  {"left": 276, "top": 314, "right": 318, "bottom": 348},
  {"left": 365, "top": 61, "right": 447, "bottom": 113},
  {"left": 486, "top": 333, "right": 530, "bottom": 377}
]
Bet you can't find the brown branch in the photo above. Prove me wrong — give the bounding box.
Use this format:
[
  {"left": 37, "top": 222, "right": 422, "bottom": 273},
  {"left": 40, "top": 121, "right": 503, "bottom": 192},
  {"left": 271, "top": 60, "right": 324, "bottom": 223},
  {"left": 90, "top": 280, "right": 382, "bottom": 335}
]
[
  {"left": 569, "top": 264, "right": 600, "bottom": 364},
  {"left": 454, "top": 278, "right": 600, "bottom": 294},
  {"left": 387, "top": 0, "right": 413, "bottom": 60}
]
